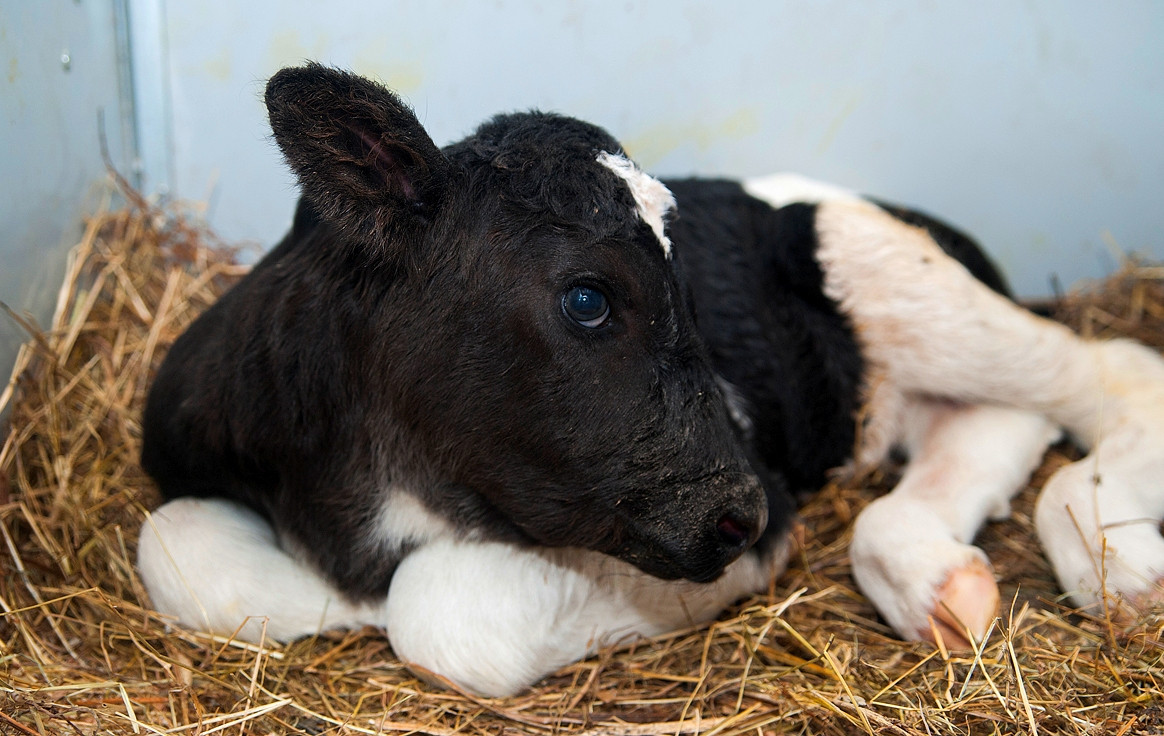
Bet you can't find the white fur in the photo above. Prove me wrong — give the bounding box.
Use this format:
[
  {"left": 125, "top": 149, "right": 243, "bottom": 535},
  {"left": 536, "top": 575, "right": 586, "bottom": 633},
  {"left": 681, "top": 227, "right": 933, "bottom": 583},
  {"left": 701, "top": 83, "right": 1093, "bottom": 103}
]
[
  {"left": 597, "top": 151, "right": 676, "bottom": 259},
  {"left": 385, "top": 537, "right": 789, "bottom": 696},
  {"left": 138, "top": 498, "right": 383, "bottom": 642},
  {"left": 714, "top": 374, "right": 755, "bottom": 437},
  {"left": 810, "top": 201, "right": 1110, "bottom": 429},
  {"left": 1034, "top": 340, "right": 1164, "bottom": 607},
  {"left": 742, "top": 172, "right": 864, "bottom": 209},
  {"left": 377, "top": 491, "right": 455, "bottom": 549},
  {"left": 139, "top": 496, "right": 789, "bottom": 697},
  {"left": 797, "top": 199, "right": 1164, "bottom": 623},
  {"left": 851, "top": 399, "right": 1060, "bottom": 639}
]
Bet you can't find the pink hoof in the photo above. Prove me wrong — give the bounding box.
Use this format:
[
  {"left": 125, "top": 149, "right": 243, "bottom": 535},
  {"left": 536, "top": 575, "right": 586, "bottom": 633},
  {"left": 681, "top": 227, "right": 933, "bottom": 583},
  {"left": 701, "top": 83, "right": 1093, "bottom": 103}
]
[{"left": 922, "top": 560, "right": 999, "bottom": 650}]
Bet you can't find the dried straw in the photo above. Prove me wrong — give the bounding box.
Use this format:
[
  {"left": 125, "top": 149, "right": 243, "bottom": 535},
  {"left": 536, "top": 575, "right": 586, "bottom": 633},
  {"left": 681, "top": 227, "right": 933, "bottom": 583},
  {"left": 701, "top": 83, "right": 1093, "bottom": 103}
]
[{"left": 2, "top": 181, "right": 1162, "bottom": 735}]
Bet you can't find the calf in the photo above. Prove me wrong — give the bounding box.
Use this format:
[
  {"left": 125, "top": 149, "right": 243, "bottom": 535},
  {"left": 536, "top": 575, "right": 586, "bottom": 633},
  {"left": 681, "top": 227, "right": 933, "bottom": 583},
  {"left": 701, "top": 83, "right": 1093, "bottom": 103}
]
[{"left": 138, "top": 64, "right": 1164, "bottom": 697}]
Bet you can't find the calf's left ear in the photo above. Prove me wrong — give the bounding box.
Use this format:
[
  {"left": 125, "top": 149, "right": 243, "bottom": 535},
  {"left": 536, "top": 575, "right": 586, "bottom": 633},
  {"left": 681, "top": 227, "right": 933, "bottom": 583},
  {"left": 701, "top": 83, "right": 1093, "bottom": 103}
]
[{"left": 265, "top": 63, "right": 451, "bottom": 247}]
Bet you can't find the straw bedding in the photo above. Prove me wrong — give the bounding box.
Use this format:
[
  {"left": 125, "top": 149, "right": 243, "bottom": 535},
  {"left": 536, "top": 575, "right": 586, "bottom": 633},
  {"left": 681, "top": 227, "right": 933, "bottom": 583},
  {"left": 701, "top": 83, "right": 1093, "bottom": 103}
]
[{"left": 2, "top": 182, "right": 1162, "bottom": 735}]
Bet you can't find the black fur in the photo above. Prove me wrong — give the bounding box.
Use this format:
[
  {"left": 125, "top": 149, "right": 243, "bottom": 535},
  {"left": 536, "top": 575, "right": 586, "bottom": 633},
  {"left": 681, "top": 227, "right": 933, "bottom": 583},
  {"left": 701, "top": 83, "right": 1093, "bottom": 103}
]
[
  {"left": 665, "top": 182, "right": 865, "bottom": 497},
  {"left": 143, "top": 65, "right": 769, "bottom": 598},
  {"left": 141, "top": 65, "right": 1005, "bottom": 602}
]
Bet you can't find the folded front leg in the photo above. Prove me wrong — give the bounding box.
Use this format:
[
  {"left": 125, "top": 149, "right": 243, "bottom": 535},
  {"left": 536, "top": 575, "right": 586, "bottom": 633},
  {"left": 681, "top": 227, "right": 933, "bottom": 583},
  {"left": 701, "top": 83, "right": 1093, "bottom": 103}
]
[
  {"left": 138, "top": 497, "right": 384, "bottom": 642},
  {"left": 384, "top": 538, "right": 788, "bottom": 696},
  {"left": 851, "top": 399, "right": 1060, "bottom": 647}
]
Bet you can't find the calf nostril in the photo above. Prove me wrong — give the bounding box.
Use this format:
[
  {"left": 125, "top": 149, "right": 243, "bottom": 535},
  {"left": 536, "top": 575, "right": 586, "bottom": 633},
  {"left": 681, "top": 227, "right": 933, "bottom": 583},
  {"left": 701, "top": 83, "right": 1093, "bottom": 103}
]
[{"left": 716, "top": 513, "right": 750, "bottom": 548}]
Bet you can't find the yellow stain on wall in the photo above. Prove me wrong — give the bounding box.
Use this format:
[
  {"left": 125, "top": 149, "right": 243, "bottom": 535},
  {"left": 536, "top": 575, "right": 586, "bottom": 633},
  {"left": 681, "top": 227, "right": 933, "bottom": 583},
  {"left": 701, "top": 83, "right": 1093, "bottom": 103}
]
[
  {"left": 203, "top": 46, "right": 232, "bottom": 83},
  {"left": 816, "top": 95, "right": 861, "bottom": 156},
  {"left": 622, "top": 108, "right": 761, "bottom": 169},
  {"left": 4, "top": 21, "right": 16, "bottom": 85},
  {"left": 351, "top": 35, "right": 430, "bottom": 98},
  {"left": 266, "top": 29, "right": 333, "bottom": 73},
  {"left": 351, "top": 58, "right": 425, "bottom": 97}
]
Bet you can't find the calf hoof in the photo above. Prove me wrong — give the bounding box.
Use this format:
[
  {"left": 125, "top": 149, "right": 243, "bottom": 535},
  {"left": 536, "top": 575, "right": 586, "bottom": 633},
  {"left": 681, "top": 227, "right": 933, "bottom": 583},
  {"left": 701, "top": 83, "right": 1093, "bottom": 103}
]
[
  {"left": 925, "top": 559, "right": 999, "bottom": 649},
  {"left": 851, "top": 495, "right": 1008, "bottom": 650}
]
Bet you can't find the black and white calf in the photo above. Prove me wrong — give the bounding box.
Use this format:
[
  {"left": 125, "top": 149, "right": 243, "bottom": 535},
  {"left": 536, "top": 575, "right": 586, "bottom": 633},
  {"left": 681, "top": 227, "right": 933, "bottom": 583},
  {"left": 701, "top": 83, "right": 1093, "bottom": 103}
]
[{"left": 138, "top": 65, "right": 1164, "bottom": 697}]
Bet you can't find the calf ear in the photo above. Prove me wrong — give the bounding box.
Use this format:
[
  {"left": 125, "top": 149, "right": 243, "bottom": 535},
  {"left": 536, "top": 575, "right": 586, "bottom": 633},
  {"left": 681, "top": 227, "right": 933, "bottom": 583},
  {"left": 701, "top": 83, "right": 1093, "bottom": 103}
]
[{"left": 265, "top": 64, "right": 451, "bottom": 245}]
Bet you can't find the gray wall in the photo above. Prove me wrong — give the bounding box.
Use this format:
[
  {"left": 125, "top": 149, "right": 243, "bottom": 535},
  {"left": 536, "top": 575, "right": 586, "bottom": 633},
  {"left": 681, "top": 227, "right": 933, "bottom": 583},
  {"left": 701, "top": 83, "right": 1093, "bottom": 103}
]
[
  {"left": 151, "top": 0, "right": 1164, "bottom": 299},
  {"left": 1, "top": 1, "right": 135, "bottom": 383},
  {"left": 4, "top": 1, "right": 1163, "bottom": 381}
]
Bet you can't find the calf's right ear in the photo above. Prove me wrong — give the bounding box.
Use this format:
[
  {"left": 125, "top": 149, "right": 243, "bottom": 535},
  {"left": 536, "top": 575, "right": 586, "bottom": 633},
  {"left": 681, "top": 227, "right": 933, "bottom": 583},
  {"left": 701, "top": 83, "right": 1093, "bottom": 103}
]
[{"left": 265, "top": 64, "right": 451, "bottom": 247}]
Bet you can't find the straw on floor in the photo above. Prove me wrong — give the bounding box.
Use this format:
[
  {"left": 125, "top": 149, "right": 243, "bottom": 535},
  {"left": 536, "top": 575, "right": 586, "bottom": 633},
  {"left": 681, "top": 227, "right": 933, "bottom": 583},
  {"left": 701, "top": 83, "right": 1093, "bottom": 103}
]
[{"left": 2, "top": 182, "right": 1162, "bottom": 735}]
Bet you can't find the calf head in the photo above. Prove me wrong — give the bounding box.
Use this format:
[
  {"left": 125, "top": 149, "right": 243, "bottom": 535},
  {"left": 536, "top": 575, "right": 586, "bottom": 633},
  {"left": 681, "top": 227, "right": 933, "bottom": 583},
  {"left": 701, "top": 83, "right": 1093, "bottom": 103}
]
[{"left": 266, "top": 65, "right": 769, "bottom": 583}]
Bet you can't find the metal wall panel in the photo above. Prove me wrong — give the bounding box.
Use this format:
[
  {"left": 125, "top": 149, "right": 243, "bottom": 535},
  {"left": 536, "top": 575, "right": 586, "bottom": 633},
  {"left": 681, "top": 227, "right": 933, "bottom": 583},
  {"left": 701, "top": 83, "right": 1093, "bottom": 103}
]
[{"left": 1, "top": 0, "right": 135, "bottom": 383}]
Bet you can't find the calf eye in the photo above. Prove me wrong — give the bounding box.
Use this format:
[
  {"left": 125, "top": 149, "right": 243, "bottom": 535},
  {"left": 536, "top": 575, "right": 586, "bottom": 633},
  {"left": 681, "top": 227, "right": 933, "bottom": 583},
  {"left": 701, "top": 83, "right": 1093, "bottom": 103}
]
[{"left": 563, "top": 286, "right": 610, "bottom": 328}]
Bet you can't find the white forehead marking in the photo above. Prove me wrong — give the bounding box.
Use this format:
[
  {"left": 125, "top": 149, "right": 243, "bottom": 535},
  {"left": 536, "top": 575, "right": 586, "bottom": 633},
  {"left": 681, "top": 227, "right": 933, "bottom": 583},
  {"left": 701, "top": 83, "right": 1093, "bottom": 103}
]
[{"left": 596, "top": 151, "right": 676, "bottom": 259}]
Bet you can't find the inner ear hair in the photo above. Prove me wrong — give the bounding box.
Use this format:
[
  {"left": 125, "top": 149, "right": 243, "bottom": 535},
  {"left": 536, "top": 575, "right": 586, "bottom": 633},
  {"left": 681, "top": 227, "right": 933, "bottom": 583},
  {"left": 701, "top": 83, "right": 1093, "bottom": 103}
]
[{"left": 265, "top": 64, "right": 451, "bottom": 245}]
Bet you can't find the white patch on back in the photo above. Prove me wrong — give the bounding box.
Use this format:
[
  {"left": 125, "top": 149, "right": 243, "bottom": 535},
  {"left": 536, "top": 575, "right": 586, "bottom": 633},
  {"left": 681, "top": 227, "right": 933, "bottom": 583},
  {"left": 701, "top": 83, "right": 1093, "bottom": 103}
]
[
  {"left": 743, "top": 172, "right": 865, "bottom": 209},
  {"left": 596, "top": 151, "right": 676, "bottom": 258}
]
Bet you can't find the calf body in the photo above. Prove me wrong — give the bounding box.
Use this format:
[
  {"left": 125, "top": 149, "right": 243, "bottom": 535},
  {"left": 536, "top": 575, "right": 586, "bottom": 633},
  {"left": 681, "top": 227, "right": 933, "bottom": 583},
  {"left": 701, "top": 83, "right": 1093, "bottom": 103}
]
[{"left": 139, "top": 65, "right": 1164, "bottom": 696}]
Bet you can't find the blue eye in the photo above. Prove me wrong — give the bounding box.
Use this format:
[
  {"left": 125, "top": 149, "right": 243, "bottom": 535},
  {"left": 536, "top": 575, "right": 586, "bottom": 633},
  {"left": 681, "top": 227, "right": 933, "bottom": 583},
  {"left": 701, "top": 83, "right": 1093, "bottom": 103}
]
[{"left": 563, "top": 286, "right": 610, "bottom": 328}]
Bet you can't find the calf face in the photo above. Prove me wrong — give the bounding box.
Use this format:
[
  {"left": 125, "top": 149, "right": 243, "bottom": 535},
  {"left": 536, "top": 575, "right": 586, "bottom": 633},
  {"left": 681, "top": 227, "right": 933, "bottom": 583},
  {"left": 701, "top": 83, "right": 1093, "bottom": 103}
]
[{"left": 147, "top": 64, "right": 773, "bottom": 589}]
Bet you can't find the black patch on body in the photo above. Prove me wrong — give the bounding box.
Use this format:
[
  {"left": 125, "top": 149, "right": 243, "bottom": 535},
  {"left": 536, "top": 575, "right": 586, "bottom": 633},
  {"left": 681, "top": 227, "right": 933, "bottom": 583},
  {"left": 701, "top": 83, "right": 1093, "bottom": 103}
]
[
  {"left": 663, "top": 181, "right": 1012, "bottom": 553},
  {"left": 665, "top": 181, "right": 865, "bottom": 498}
]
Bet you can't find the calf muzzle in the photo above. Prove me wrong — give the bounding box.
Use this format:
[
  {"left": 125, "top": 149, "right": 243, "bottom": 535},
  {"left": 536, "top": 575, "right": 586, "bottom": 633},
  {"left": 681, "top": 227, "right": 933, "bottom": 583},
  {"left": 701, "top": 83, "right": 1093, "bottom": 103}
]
[{"left": 631, "top": 474, "right": 769, "bottom": 584}]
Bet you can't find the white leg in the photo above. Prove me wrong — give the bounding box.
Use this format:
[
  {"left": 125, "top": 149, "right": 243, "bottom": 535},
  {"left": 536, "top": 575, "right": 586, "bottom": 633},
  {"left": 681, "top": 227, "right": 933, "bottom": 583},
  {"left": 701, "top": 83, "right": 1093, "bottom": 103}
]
[
  {"left": 1036, "top": 409, "right": 1164, "bottom": 612},
  {"left": 806, "top": 201, "right": 1164, "bottom": 620},
  {"left": 138, "top": 498, "right": 383, "bottom": 643},
  {"left": 851, "top": 399, "right": 1060, "bottom": 647},
  {"left": 384, "top": 537, "right": 789, "bottom": 697},
  {"left": 811, "top": 201, "right": 1119, "bottom": 437}
]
